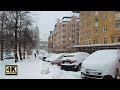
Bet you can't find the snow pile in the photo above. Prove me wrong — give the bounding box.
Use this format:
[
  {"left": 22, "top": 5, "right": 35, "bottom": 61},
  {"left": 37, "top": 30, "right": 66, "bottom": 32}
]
[
  {"left": 0, "top": 52, "right": 81, "bottom": 79},
  {"left": 45, "top": 53, "right": 64, "bottom": 62}
]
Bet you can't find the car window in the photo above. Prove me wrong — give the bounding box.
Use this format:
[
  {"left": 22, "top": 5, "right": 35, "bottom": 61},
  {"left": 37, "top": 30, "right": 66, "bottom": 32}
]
[
  {"left": 64, "top": 55, "right": 74, "bottom": 57},
  {"left": 58, "top": 55, "right": 64, "bottom": 59}
]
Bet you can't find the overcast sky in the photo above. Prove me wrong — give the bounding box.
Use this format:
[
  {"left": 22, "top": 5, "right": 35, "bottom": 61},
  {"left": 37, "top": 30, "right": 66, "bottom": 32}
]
[{"left": 31, "top": 11, "right": 73, "bottom": 41}]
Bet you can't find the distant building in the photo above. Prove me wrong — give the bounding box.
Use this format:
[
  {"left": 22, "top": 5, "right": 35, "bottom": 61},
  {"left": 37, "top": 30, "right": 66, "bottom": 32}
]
[
  {"left": 39, "top": 41, "right": 48, "bottom": 51},
  {"left": 48, "top": 15, "right": 79, "bottom": 53},
  {"left": 48, "top": 31, "right": 53, "bottom": 53},
  {"left": 35, "top": 25, "right": 40, "bottom": 49}
]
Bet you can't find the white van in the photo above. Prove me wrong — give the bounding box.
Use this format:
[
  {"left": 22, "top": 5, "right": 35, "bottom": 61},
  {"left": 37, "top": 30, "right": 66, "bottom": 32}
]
[{"left": 81, "top": 49, "right": 120, "bottom": 79}]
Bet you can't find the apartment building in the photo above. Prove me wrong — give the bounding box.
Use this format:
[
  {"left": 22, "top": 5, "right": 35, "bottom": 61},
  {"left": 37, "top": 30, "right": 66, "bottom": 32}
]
[
  {"left": 73, "top": 11, "right": 120, "bottom": 54},
  {"left": 48, "top": 15, "right": 79, "bottom": 53},
  {"left": 48, "top": 31, "right": 53, "bottom": 52}
]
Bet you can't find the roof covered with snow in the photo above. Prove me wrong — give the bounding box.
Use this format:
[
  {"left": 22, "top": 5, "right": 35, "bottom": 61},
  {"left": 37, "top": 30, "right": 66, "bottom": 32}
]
[
  {"left": 72, "top": 42, "right": 120, "bottom": 48},
  {"left": 45, "top": 53, "right": 66, "bottom": 61}
]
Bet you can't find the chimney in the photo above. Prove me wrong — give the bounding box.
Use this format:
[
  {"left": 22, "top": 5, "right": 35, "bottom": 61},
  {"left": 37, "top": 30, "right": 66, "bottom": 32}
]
[{"left": 50, "top": 31, "right": 52, "bottom": 34}]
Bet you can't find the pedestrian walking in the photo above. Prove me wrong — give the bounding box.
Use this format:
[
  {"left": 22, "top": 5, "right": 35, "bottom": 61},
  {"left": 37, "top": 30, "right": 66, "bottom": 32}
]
[{"left": 34, "top": 53, "right": 36, "bottom": 58}]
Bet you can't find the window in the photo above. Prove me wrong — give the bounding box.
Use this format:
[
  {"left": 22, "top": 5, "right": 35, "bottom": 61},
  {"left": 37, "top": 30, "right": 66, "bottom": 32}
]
[
  {"left": 74, "top": 35, "right": 75, "bottom": 38},
  {"left": 118, "top": 36, "right": 120, "bottom": 42},
  {"left": 112, "top": 36, "right": 114, "bottom": 43},
  {"left": 62, "top": 30, "right": 66, "bottom": 33},
  {"left": 62, "top": 35, "right": 66, "bottom": 38},
  {"left": 95, "top": 39, "right": 98, "bottom": 44},
  {"left": 93, "top": 40, "right": 95, "bottom": 44},
  {"left": 62, "top": 24, "right": 66, "bottom": 27},
  {"left": 95, "top": 16, "right": 98, "bottom": 23},
  {"left": 115, "top": 19, "right": 120, "bottom": 28},
  {"left": 103, "top": 37, "right": 107, "bottom": 44},
  {"left": 103, "top": 12, "right": 107, "bottom": 20},
  {"left": 95, "top": 11, "right": 98, "bottom": 15},
  {"left": 72, "top": 35, "right": 73, "bottom": 38},
  {"left": 73, "top": 40, "right": 75, "bottom": 44},
  {"left": 95, "top": 27, "right": 98, "bottom": 33},
  {"left": 84, "top": 41, "right": 88, "bottom": 45},
  {"left": 63, "top": 46, "right": 66, "bottom": 49},
  {"left": 103, "top": 25, "right": 107, "bottom": 32},
  {"left": 105, "top": 11, "right": 108, "bottom": 14},
  {"left": 62, "top": 41, "right": 66, "bottom": 43}
]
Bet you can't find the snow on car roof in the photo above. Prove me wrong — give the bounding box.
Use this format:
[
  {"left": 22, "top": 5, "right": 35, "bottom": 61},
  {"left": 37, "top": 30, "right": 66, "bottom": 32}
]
[
  {"left": 46, "top": 53, "right": 66, "bottom": 61},
  {"left": 65, "top": 52, "right": 90, "bottom": 56},
  {"left": 89, "top": 49, "right": 119, "bottom": 57},
  {"left": 61, "top": 52, "right": 90, "bottom": 61},
  {"left": 82, "top": 49, "right": 120, "bottom": 65},
  {"left": 82, "top": 50, "right": 120, "bottom": 71}
]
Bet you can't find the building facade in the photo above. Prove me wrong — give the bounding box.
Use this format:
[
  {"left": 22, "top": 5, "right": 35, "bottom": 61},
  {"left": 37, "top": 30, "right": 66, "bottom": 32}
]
[
  {"left": 48, "top": 15, "right": 79, "bottom": 53},
  {"left": 73, "top": 11, "right": 120, "bottom": 54},
  {"left": 35, "top": 25, "right": 40, "bottom": 49}
]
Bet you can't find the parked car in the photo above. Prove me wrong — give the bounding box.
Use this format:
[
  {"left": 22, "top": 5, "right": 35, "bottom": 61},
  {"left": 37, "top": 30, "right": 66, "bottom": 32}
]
[
  {"left": 45, "top": 53, "right": 66, "bottom": 63},
  {"left": 51, "top": 53, "right": 68, "bottom": 66},
  {"left": 81, "top": 49, "right": 120, "bottom": 79},
  {"left": 4, "top": 53, "right": 14, "bottom": 59},
  {"left": 39, "top": 53, "right": 55, "bottom": 61},
  {"left": 4, "top": 55, "right": 14, "bottom": 59},
  {"left": 61, "top": 52, "right": 90, "bottom": 71},
  {"left": 41, "top": 53, "right": 56, "bottom": 61}
]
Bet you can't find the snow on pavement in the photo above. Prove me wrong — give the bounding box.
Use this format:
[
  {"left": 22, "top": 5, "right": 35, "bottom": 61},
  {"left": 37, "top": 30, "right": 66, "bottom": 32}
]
[{"left": 0, "top": 55, "right": 81, "bottom": 79}]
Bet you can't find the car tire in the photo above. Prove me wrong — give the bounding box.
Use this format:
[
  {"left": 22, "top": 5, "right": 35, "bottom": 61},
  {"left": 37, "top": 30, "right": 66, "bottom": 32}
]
[
  {"left": 115, "top": 68, "right": 119, "bottom": 79},
  {"left": 102, "top": 75, "right": 113, "bottom": 79},
  {"left": 77, "top": 63, "right": 82, "bottom": 71}
]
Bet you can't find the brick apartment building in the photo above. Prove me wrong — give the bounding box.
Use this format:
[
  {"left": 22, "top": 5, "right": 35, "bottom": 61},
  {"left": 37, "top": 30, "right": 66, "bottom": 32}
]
[
  {"left": 48, "top": 15, "right": 79, "bottom": 53},
  {"left": 73, "top": 11, "right": 120, "bottom": 54}
]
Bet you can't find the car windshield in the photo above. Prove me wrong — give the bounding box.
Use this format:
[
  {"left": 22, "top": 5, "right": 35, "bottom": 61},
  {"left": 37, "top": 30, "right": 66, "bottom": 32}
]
[{"left": 64, "top": 55, "right": 74, "bottom": 57}]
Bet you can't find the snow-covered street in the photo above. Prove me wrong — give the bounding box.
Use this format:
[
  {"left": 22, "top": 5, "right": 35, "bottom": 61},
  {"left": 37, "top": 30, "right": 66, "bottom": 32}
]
[{"left": 0, "top": 54, "right": 81, "bottom": 79}]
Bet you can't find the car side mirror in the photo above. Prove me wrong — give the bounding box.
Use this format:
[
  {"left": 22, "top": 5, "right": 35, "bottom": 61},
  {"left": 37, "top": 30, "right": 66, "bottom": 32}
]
[{"left": 119, "top": 60, "right": 120, "bottom": 62}]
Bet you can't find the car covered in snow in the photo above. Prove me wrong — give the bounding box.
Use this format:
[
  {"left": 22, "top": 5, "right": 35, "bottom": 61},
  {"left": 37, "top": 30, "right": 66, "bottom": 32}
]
[
  {"left": 60, "top": 52, "right": 90, "bottom": 71},
  {"left": 40, "top": 53, "right": 55, "bottom": 61},
  {"left": 4, "top": 52, "right": 14, "bottom": 59},
  {"left": 51, "top": 53, "right": 68, "bottom": 66},
  {"left": 81, "top": 49, "right": 120, "bottom": 79},
  {"left": 45, "top": 53, "right": 66, "bottom": 63}
]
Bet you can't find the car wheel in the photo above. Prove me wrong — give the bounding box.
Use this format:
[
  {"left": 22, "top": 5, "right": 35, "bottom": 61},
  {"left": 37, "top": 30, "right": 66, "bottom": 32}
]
[
  {"left": 77, "top": 63, "right": 82, "bottom": 71},
  {"left": 102, "top": 75, "right": 113, "bottom": 79},
  {"left": 115, "top": 68, "right": 119, "bottom": 79}
]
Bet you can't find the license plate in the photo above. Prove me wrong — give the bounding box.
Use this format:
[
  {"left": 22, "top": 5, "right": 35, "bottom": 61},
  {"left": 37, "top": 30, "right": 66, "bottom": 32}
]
[{"left": 90, "top": 72, "right": 98, "bottom": 75}]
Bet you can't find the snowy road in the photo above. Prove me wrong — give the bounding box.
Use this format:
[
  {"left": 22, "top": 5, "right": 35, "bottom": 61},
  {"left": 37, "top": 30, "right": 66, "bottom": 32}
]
[{"left": 0, "top": 55, "right": 81, "bottom": 79}]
